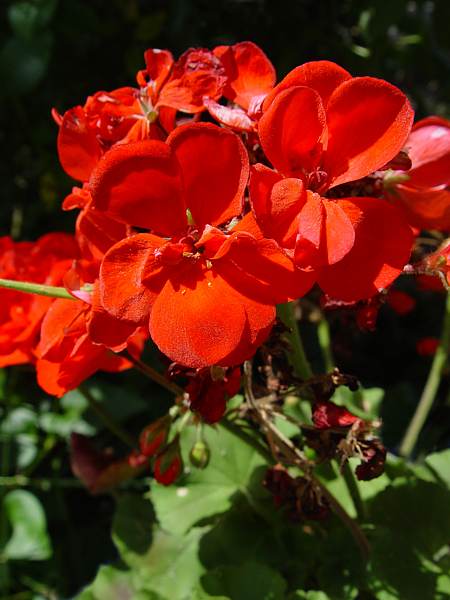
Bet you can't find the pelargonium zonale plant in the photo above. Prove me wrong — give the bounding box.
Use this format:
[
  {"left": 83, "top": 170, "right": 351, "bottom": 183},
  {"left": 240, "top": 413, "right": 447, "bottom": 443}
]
[{"left": 2, "top": 41, "right": 450, "bottom": 597}]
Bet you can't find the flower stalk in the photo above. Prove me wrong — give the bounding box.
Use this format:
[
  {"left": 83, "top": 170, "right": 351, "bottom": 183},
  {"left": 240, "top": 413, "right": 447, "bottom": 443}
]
[{"left": 399, "top": 292, "right": 450, "bottom": 458}]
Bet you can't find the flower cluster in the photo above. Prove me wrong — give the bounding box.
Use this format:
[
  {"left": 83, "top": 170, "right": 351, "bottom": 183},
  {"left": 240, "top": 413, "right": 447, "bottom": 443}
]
[{"left": 3, "top": 42, "right": 450, "bottom": 498}]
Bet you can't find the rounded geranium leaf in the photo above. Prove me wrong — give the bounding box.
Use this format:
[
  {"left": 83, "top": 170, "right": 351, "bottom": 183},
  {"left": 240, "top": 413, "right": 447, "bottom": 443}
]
[
  {"left": 90, "top": 140, "right": 187, "bottom": 236},
  {"left": 259, "top": 86, "right": 327, "bottom": 177},
  {"left": 325, "top": 77, "right": 414, "bottom": 188},
  {"left": 263, "top": 60, "right": 351, "bottom": 110},
  {"left": 317, "top": 197, "right": 414, "bottom": 301},
  {"left": 57, "top": 107, "right": 102, "bottom": 181},
  {"left": 100, "top": 234, "right": 164, "bottom": 323},
  {"left": 168, "top": 123, "right": 249, "bottom": 227}
]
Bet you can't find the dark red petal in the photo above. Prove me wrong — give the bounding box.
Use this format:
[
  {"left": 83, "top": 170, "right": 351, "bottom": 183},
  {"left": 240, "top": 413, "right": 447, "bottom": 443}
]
[
  {"left": 90, "top": 140, "right": 186, "bottom": 236},
  {"left": 57, "top": 107, "right": 102, "bottom": 181},
  {"left": 250, "top": 164, "right": 305, "bottom": 248},
  {"left": 203, "top": 97, "right": 254, "bottom": 131},
  {"left": 263, "top": 60, "right": 351, "bottom": 110},
  {"left": 325, "top": 77, "right": 414, "bottom": 187},
  {"left": 100, "top": 234, "right": 164, "bottom": 323},
  {"left": 168, "top": 123, "right": 249, "bottom": 227},
  {"left": 214, "top": 41, "right": 276, "bottom": 110},
  {"left": 317, "top": 198, "right": 414, "bottom": 302},
  {"left": 312, "top": 401, "right": 360, "bottom": 429},
  {"left": 259, "top": 87, "right": 327, "bottom": 177}
]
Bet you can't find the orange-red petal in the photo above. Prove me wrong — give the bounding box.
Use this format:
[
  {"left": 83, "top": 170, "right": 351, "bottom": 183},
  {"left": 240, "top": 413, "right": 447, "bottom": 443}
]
[
  {"left": 317, "top": 197, "right": 414, "bottom": 301},
  {"left": 168, "top": 123, "right": 249, "bottom": 227},
  {"left": 325, "top": 77, "right": 414, "bottom": 187},
  {"left": 57, "top": 107, "right": 102, "bottom": 181},
  {"left": 90, "top": 140, "right": 187, "bottom": 235},
  {"left": 100, "top": 234, "right": 164, "bottom": 323},
  {"left": 259, "top": 86, "right": 327, "bottom": 177}
]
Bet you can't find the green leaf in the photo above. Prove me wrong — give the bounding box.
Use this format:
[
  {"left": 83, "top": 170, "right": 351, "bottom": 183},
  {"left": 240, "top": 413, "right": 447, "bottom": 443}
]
[
  {"left": 76, "top": 564, "right": 162, "bottom": 600},
  {"left": 2, "top": 490, "right": 51, "bottom": 560},
  {"left": 200, "top": 561, "right": 287, "bottom": 600},
  {"left": 367, "top": 478, "right": 450, "bottom": 599},
  {"left": 137, "top": 527, "right": 207, "bottom": 600},
  {"left": 112, "top": 494, "right": 154, "bottom": 565},
  {"left": 289, "top": 592, "right": 331, "bottom": 600},
  {"left": 0, "top": 406, "right": 37, "bottom": 434},
  {"left": 151, "top": 424, "right": 266, "bottom": 535}
]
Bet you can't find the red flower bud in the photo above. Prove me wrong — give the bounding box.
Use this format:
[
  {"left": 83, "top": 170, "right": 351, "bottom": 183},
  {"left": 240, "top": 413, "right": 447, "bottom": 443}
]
[
  {"left": 154, "top": 436, "right": 183, "bottom": 485},
  {"left": 139, "top": 415, "right": 171, "bottom": 457}
]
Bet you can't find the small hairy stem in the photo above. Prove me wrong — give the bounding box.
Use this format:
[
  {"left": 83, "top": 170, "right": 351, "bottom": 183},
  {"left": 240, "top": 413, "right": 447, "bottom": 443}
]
[
  {"left": 124, "top": 352, "right": 185, "bottom": 397},
  {"left": 277, "top": 302, "right": 313, "bottom": 380},
  {"left": 79, "top": 385, "right": 137, "bottom": 449},
  {"left": 0, "top": 278, "right": 75, "bottom": 300},
  {"left": 399, "top": 293, "right": 450, "bottom": 458}
]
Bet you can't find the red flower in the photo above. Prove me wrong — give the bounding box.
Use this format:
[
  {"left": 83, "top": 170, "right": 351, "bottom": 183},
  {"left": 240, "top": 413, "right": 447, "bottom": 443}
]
[
  {"left": 416, "top": 336, "right": 440, "bottom": 356},
  {"left": 204, "top": 41, "right": 276, "bottom": 131},
  {"left": 387, "top": 116, "right": 450, "bottom": 230},
  {"left": 250, "top": 61, "right": 415, "bottom": 301},
  {"left": 386, "top": 289, "right": 416, "bottom": 315},
  {"left": 93, "top": 123, "right": 314, "bottom": 368},
  {"left": 0, "top": 233, "right": 78, "bottom": 368}
]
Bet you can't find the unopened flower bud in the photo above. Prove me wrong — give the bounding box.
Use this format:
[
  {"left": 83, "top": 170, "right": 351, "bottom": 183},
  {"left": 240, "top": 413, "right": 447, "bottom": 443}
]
[{"left": 189, "top": 440, "right": 210, "bottom": 469}]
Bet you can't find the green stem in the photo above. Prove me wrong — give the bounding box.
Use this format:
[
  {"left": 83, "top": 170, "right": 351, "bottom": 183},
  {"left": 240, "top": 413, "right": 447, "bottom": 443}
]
[
  {"left": 0, "top": 278, "right": 74, "bottom": 300},
  {"left": 317, "top": 315, "right": 334, "bottom": 373},
  {"left": 277, "top": 302, "right": 313, "bottom": 380},
  {"left": 79, "top": 386, "right": 137, "bottom": 449},
  {"left": 399, "top": 293, "right": 450, "bottom": 458},
  {"left": 341, "top": 461, "right": 367, "bottom": 521}
]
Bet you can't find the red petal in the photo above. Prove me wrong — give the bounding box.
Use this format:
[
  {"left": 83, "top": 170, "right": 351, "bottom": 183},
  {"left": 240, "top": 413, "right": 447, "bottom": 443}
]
[
  {"left": 263, "top": 60, "right": 351, "bottom": 110},
  {"left": 57, "top": 107, "right": 102, "bottom": 181},
  {"left": 312, "top": 401, "right": 360, "bottom": 429},
  {"left": 100, "top": 234, "right": 164, "bottom": 323},
  {"left": 168, "top": 123, "right": 249, "bottom": 227},
  {"left": 294, "top": 194, "right": 355, "bottom": 269},
  {"left": 214, "top": 41, "right": 276, "bottom": 110},
  {"left": 317, "top": 198, "right": 414, "bottom": 301},
  {"left": 89, "top": 140, "right": 186, "bottom": 235},
  {"left": 38, "top": 299, "right": 87, "bottom": 362},
  {"left": 87, "top": 282, "right": 141, "bottom": 350},
  {"left": 394, "top": 185, "right": 450, "bottom": 231},
  {"left": 149, "top": 263, "right": 274, "bottom": 367},
  {"left": 143, "top": 48, "right": 174, "bottom": 96},
  {"left": 215, "top": 234, "right": 315, "bottom": 305},
  {"left": 250, "top": 164, "right": 305, "bottom": 247},
  {"left": 157, "top": 48, "right": 226, "bottom": 113},
  {"left": 406, "top": 119, "right": 450, "bottom": 188},
  {"left": 76, "top": 208, "right": 129, "bottom": 262},
  {"left": 325, "top": 77, "right": 414, "bottom": 187},
  {"left": 203, "top": 97, "right": 254, "bottom": 131},
  {"left": 259, "top": 86, "right": 327, "bottom": 177}
]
